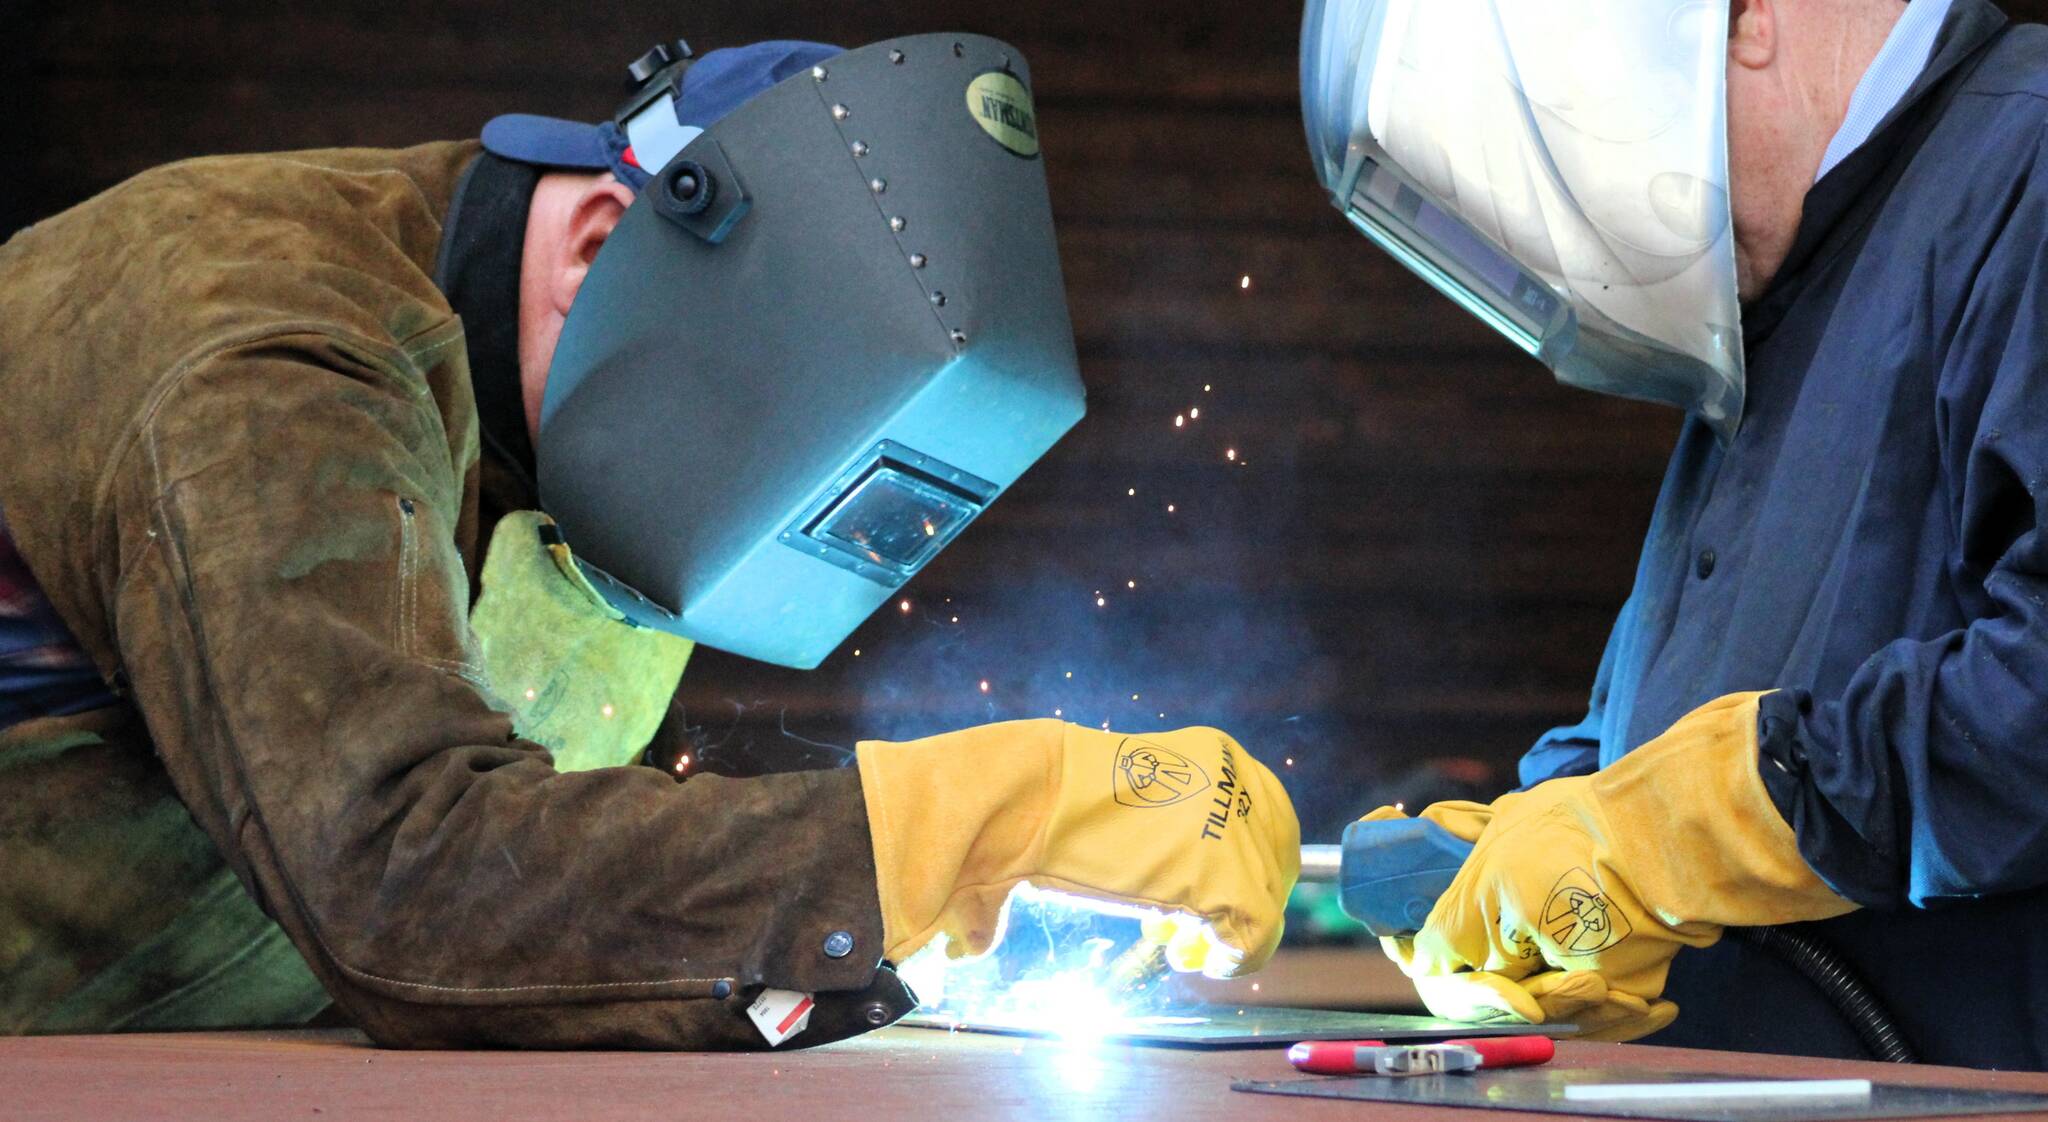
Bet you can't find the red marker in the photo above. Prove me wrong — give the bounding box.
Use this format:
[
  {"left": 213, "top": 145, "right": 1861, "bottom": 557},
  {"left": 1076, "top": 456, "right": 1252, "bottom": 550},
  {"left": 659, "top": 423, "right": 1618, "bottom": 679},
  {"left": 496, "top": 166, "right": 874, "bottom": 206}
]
[{"left": 1288, "top": 1035, "right": 1555, "bottom": 1076}]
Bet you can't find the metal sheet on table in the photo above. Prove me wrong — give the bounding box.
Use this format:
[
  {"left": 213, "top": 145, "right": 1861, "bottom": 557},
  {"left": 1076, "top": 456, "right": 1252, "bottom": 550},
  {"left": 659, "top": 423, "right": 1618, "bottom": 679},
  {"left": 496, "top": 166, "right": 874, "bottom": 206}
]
[
  {"left": 899, "top": 1005, "right": 1574, "bottom": 1048},
  {"left": 1233, "top": 1068, "right": 2048, "bottom": 1121}
]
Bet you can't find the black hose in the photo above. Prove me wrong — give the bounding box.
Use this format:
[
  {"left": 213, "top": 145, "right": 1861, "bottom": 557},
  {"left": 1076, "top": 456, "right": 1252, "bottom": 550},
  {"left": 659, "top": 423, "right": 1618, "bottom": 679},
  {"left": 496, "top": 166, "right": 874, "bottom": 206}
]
[{"left": 1728, "top": 925, "right": 1918, "bottom": 1064}]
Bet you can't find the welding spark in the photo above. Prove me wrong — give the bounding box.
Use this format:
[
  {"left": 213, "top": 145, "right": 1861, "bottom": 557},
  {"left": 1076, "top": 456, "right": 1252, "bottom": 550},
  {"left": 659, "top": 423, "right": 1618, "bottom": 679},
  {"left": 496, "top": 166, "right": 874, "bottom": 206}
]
[
  {"left": 1239, "top": 275, "right": 1251, "bottom": 290},
  {"left": 600, "top": 703, "right": 615, "bottom": 719},
  {"left": 1204, "top": 383, "right": 1212, "bottom": 392},
  {"left": 1065, "top": 671, "right": 1073, "bottom": 679},
  {"left": 922, "top": 520, "right": 937, "bottom": 537},
  {"left": 1174, "top": 414, "right": 1185, "bottom": 428},
  {"left": 979, "top": 680, "right": 991, "bottom": 693},
  {"left": 854, "top": 649, "right": 861, "bottom": 657},
  {"left": 674, "top": 754, "right": 691, "bottom": 773},
  {"left": 1095, "top": 596, "right": 1106, "bottom": 607},
  {"left": 1126, "top": 487, "right": 1136, "bottom": 496},
  {"left": 899, "top": 599, "right": 912, "bottom": 613},
  {"left": 1226, "top": 448, "right": 1238, "bottom": 461},
  {"left": 523, "top": 687, "right": 537, "bottom": 701},
  {"left": 1126, "top": 580, "right": 1136, "bottom": 589},
  {"left": 1166, "top": 504, "right": 1176, "bottom": 513},
  {"left": 1285, "top": 757, "right": 1295, "bottom": 767},
  {"left": 1189, "top": 407, "right": 1199, "bottom": 419}
]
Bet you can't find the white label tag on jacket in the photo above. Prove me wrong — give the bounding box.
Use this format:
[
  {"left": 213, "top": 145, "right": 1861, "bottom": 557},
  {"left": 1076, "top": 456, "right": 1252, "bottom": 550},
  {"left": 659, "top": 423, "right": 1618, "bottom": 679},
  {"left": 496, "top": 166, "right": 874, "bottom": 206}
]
[{"left": 747, "top": 988, "right": 815, "bottom": 1047}]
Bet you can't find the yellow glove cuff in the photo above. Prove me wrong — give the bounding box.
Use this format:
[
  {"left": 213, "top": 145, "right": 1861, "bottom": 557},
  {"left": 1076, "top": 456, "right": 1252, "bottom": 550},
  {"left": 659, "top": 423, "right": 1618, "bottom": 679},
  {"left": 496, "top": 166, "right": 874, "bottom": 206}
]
[{"left": 1581, "top": 691, "right": 1854, "bottom": 930}]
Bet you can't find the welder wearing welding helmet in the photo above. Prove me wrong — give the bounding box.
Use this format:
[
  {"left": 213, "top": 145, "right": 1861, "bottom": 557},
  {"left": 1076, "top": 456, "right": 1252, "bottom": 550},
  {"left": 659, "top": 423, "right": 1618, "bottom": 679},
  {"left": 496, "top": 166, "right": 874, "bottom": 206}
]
[
  {"left": 1308, "top": 0, "right": 2048, "bottom": 1068},
  {"left": 0, "top": 35, "right": 1298, "bottom": 1047}
]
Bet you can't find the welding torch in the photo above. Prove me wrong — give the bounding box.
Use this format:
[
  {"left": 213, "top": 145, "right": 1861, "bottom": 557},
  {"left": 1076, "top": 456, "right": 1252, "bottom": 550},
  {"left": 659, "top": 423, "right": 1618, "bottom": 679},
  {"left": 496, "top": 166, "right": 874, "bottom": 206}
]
[{"left": 1299, "top": 815, "right": 1474, "bottom": 937}]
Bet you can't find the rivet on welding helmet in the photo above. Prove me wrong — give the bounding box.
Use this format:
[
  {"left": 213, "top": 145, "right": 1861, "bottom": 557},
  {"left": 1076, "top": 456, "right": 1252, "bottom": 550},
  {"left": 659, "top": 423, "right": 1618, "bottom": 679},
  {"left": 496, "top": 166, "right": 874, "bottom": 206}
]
[
  {"left": 650, "top": 139, "right": 751, "bottom": 244},
  {"left": 661, "top": 161, "right": 715, "bottom": 215}
]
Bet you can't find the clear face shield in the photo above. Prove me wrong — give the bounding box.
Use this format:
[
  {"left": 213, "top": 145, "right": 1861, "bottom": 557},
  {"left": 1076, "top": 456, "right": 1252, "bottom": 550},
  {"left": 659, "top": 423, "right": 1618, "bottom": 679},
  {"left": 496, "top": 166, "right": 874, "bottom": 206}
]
[{"left": 1302, "top": 0, "right": 1745, "bottom": 440}]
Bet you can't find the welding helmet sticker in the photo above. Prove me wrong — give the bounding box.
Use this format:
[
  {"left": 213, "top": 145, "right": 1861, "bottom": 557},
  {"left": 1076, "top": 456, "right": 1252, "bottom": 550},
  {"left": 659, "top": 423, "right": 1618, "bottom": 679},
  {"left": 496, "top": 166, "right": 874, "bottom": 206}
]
[
  {"left": 1114, "top": 739, "right": 1213, "bottom": 808},
  {"left": 966, "top": 71, "right": 1040, "bottom": 157}
]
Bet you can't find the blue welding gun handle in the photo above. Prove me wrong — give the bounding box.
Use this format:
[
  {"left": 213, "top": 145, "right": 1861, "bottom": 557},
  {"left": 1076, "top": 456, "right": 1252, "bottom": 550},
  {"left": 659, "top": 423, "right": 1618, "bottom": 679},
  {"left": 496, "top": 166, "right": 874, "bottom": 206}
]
[{"left": 1333, "top": 817, "right": 1477, "bottom": 938}]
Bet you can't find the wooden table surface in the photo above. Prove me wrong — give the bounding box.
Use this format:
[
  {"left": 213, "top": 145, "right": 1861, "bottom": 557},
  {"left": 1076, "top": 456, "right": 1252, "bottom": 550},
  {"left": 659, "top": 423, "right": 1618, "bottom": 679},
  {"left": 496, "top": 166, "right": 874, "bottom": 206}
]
[{"left": 7, "top": 1026, "right": 2048, "bottom": 1122}]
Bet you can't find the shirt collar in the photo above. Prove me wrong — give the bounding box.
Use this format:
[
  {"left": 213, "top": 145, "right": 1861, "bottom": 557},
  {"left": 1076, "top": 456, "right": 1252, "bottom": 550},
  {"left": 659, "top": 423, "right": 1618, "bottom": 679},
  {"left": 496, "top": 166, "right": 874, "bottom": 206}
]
[
  {"left": 434, "top": 151, "right": 541, "bottom": 498},
  {"left": 1816, "top": 0, "right": 1958, "bottom": 182}
]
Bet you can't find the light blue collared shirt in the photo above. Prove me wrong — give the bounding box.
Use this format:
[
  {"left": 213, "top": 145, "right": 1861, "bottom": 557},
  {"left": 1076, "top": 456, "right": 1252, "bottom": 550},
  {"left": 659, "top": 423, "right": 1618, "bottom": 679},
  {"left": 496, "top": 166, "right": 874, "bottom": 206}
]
[{"left": 1816, "top": 0, "right": 1956, "bottom": 181}]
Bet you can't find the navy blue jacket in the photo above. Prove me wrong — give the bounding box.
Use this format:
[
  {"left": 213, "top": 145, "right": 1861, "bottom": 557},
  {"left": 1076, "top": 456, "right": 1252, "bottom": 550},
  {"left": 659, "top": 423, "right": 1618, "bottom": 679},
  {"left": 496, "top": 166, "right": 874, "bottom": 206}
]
[{"left": 1518, "top": 0, "right": 2048, "bottom": 1069}]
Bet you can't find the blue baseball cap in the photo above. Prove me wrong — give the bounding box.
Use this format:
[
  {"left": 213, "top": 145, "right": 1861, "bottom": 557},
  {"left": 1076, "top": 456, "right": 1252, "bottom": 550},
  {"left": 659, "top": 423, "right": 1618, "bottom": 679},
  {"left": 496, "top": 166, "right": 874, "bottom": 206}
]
[{"left": 481, "top": 40, "right": 843, "bottom": 190}]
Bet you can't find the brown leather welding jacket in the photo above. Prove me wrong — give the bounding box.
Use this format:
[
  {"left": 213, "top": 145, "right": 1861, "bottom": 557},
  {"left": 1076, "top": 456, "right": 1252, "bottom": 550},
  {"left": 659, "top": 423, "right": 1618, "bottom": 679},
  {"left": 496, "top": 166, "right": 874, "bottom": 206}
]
[{"left": 0, "top": 141, "right": 913, "bottom": 1047}]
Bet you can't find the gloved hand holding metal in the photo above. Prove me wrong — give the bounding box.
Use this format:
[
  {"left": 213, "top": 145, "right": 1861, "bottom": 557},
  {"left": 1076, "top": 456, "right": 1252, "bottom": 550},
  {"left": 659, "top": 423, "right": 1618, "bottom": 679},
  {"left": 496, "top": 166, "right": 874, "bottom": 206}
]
[
  {"left": 856, "top": 721, "right": 1301, "bottom": 977},
  {"left": 1380, "top": 692, "right": 1856, "bottom": 1042}
]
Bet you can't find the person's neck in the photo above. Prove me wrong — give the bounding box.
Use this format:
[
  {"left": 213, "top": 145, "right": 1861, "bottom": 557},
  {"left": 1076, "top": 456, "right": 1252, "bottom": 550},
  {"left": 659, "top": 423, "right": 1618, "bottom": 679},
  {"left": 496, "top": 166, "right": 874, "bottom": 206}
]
[{"left": 1733, "top": 2, "right": 1906, "bottom": 300}]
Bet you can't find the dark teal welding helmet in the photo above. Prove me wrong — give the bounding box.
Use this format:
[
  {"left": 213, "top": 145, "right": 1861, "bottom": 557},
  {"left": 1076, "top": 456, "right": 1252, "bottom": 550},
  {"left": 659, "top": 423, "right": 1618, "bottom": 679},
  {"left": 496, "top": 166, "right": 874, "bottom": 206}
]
[{"left": 531, "top": 34, "right": 1085, "bottom": 669}]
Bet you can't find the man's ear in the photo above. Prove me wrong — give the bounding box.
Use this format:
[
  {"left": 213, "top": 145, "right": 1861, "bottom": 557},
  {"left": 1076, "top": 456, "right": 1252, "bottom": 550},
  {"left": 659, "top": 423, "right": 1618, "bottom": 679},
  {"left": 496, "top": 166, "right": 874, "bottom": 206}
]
[
  {"left": 1729, "top": 0, "right": 1777, "bottom": 72},
  {"left": 548, "top": 177, "right": 638, "bottom": 316}
]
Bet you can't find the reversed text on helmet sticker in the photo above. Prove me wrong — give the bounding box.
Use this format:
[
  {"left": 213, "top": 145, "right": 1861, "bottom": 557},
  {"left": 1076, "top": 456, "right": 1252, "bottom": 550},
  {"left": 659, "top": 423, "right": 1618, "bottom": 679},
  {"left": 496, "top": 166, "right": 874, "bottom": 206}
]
[
  {"left": 1113, "top": 737, "right": 1210, "bottom": 808},
  {"left": 1542, "top": 867, "right": 1633, "bottom": 955},
  {"left": 966, "top": 71, "right": 1040, "bottom": 158}
]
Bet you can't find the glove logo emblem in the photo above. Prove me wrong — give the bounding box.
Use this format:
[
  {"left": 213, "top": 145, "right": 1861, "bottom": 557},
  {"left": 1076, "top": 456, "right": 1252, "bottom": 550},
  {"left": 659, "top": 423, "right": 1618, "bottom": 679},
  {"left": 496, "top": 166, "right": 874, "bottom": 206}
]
[
  {"left": 1113, "top": 738, "right": 1211, "bottom": 808},
  {"left": 1541, "top": 868, "right": 1632, "bottom": 955}
]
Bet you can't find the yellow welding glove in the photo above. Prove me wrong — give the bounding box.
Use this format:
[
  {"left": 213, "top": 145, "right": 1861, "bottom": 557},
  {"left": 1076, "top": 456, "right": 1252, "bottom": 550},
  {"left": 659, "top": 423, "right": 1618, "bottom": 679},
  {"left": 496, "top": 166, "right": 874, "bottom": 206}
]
[
  {"left": 1352, "top": 802, "right": 1666, "bottom": 1033},
  {"left": 1357, "top": 799, "right": 1494, "bottom": 842},
  {"left": 470, "top": 511, "right": 694, "bottom": 772},
  {"left": 1410, "top": 968, "right": 1680, "bottom": 1042},
  {"left": 1384, "top": 692, "right": 1855, "bottom": 1042},
  {"left": 858, "top": 721, "right": 1300, "bottom": 977},
  {"left": 1359, "top": 804, "right": 1675, "bottom": 1038}
]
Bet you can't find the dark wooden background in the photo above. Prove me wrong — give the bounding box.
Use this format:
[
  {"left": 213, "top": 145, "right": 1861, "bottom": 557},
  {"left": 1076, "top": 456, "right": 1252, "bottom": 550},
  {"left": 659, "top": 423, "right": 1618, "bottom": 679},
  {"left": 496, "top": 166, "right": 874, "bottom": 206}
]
[{"left": 12, "top": 1, "right": 2043, "bottom": 838}]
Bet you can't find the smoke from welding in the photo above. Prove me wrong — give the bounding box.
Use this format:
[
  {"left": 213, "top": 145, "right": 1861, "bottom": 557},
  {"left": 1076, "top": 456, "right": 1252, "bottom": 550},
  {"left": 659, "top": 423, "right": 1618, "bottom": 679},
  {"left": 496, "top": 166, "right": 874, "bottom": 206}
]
[{"left": 839, "top": 367, "right": 1367, "bottom": 839}]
